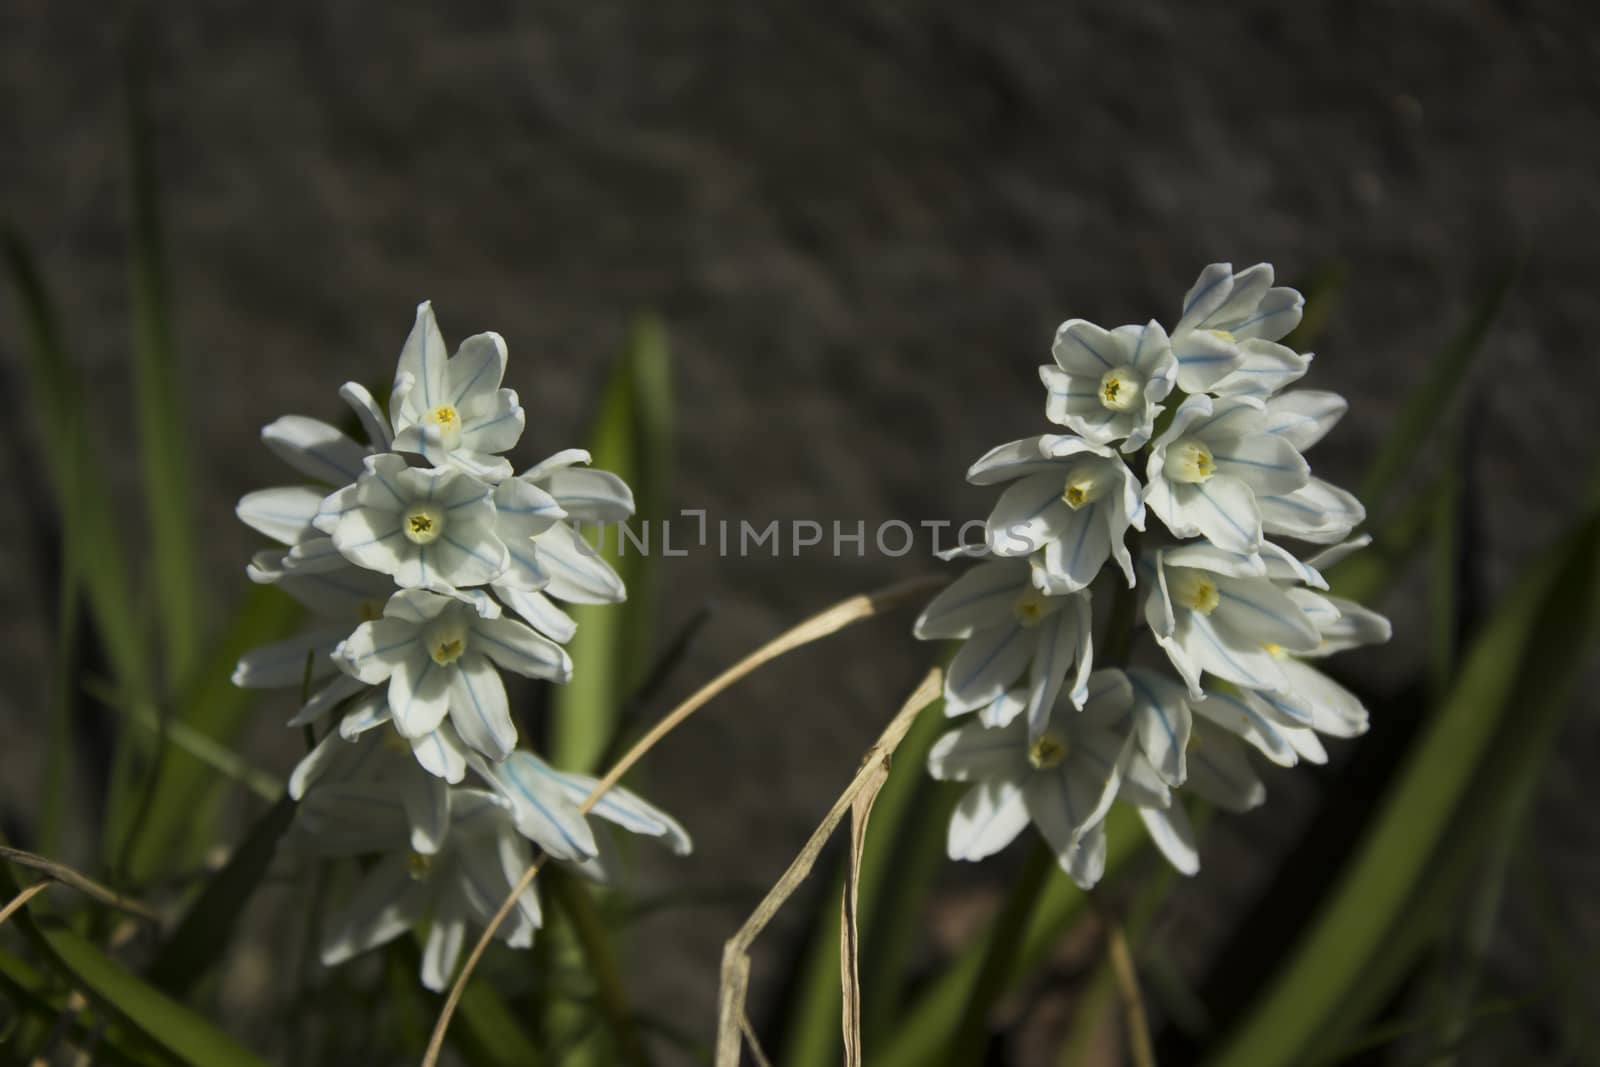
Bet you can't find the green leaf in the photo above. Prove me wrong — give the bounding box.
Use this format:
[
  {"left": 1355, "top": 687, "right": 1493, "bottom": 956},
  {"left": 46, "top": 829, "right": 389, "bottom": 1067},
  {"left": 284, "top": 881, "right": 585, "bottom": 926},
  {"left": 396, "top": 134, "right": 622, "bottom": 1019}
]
[
  {"left": 0, "top": 947, "right": 161, "bottom": 1067},
  {"left": 1360, "top": 266, "right": 1516, "bottom": 511},
  {"left": 875, "top": 806, "right": 1146, "bottom": 1067},
  {"left": 546, "top": 869, "right": 650, "bottom": 1066},
  {"left": 125, "top": 46, "right": 202, "bottom": 687},
  {"left": 1204, "top": 510, "right": 1600, "bottom": 1067},
  {"left": 1, "top": 229, "right": 147, "bottom": 700},
  {"left": 552, "top": 315, "right": 674, "bottom": 773},
  {"left": 1, "top": 866, "right": 270, "bottom": 1067},
  {"left": 145, "top": 794, "right": 295, "bottom": 995},
  {"left": 114, "top": 584, "right": 300, "bottom": 883},
  {"left": 392, "top": 938, "right": 544, "bottom": 1067}
]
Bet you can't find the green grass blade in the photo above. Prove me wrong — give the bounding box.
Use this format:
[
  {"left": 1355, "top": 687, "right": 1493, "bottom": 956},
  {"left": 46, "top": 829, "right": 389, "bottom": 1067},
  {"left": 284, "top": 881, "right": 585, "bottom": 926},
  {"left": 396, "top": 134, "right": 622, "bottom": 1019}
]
[
  {"left": 2, "top": 229, "right": 146, "bottom": 697},
  {"left": 145, "top": 795, "right": 295, "bottom": 995},
  {"left": 1360, "top": 266, "right": 1516, "bottom": 511},
  {"left": 876, "top": 807, "right": 1146, "bottom": 1067},
  {"left": 125, "top": 48, "right": 202, "bottom": 687},
  {"left": 1204, "top": 510, "right": 1600, "bottom": 1067},
  {"left": 553, "top": 316, "right": 674, "bottom": 774},
  {"left": 113, "top": 584, "right": 300, "bottom": 883},
  {"left": 0, "top": 865, "right": 270, "bottom": 1067}
]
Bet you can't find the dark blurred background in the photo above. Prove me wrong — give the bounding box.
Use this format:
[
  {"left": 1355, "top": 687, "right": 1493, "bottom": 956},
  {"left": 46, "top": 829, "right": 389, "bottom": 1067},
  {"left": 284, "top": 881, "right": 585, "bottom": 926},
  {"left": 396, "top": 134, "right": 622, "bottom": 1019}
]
[{"left": 3, "top": 2, "right": 1598, "bottom": 1063}]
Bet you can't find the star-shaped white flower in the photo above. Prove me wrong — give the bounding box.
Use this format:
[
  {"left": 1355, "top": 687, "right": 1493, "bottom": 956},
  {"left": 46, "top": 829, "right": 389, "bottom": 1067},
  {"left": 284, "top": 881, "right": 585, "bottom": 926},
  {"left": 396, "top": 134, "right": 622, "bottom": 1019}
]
[
  {"left": 928, "top": 669, "right": 1139, "bottom": 885},
  {"left": 485, "top": 449, "right": 632, "bottom": 640},
  {"left": 1142, "top": 544, "right": 1322, "bottom": 699},
  {"left": 915, "top": 559, "right": 1093, "bottom": 738},
  {"left": 388, "top": 302, "right": 526, "bottom": 481},
  {"left": 317, "top": 454, "right": 510, "bottom": 593},
  {"left": 296, "top": 786, "right": 543, "bottom": 992},
  {"left": 1170, "top": 262, "right": 1305, "bottom": 397},
  {"left": 334, "top": 588, "right": 570, "bottom": 763},
  {"left": 1041, "top": 319, "right": 1176, "bottom": 452},
  {"left": 472, "top": 750, "right": 692, "bottom": 882},
  {"left": 967, "top": 435, "right": 1144, "bottom": 592},
  {"left": 1145, "top": 394, "right": 1311, "bottom": 555}
]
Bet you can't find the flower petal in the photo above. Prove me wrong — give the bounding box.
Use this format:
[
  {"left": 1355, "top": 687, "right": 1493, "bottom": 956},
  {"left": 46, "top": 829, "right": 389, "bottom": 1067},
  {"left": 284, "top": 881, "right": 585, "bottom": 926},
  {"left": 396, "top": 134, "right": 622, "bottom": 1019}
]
[
  {"left": 1052, "top": 319, "right": 1121, "bottom": 376},
  {"left": 1192, "top": 687, "right": 1297, "bottom": 767},
  {"left": 237, "top": 486, "right": 324, "bottom": 545},
  {"left": 914, "top": 560, "right": 1024, "bottom": 640},
  {"left": 447, "top": 332, "right": 509, "bottom": 406},
  {"left": 410, "top": 721, "right": 469, "bottom": 785},
  {"left": 537, "top": 466, "right": 634, "bottom": 523},
  {"left": 987, "top": 471, "right": 1071, "bottom": 557},
  {"left": 1210, "top": 434, "right": 1310, "bottom": 497},
  {"left": 945, "top": 618, "right": 1034, "bottom": 714},
  {"left": 420, "top": 915, "right": 467, "bottom": 993},
  {"left": 535, "top": 523, "right": 626, "bottom": 604},
  {"left": 387, "top": 652, "right": 452, "bottom": 737},
  {"left": 1170, "top": 477, "right": 1262, "bottom": 555},
  {"left": 1127, "top": 668, "right": 1192, "bottom": 786},
  {"left": 927, "top": 722, "right": 1028, "bottom": 782},
  {"left": 334, "top": 618, "right": 418, "bottom": 684},
  {"left": 262, "top": 416, "right": 367, "bottom": 486},
  {"left": 947, "top": 780, "right": 1030, "bottom": 861},
  {"left": 1139, "top": 803, "right": 1199, "bottom": 876},
  {"left": 394, "top": 301, "right": 449, "bottom": 417},
  {"left": 1185, "top": 724, "right": 1266, "bottom": 812},
  {"left": 966, "top": 437, "right": 1058, "bottom": 486},
  {"left": 447, "top": 653, "right": 516, "bottom": 761},
  {"left": 472, "top": 616, "right": 572, "bottom": 682},
  {"left": 459, "top": 388, "right": 525, "bottom": 456},
  {"left": 233, "top": 626, "right": 346, "bottom": 688},
  {"left": 1260, "top": 390, "right": 1350, "bottom": 454},
  {"left": 320, "top": 854, "right": 425, "bottom": 967},
  {"left": 494, "top": 585, "right": 578, "bottom": 643},
  {"left": 339, "top": 381, "right": 392, "bottom": 450},
  {"left": 1208, "top": 339, "right": 1310, "bottom": 399},
  {"left": 473, "top": 752, "right": 599, "bottom": 861}
]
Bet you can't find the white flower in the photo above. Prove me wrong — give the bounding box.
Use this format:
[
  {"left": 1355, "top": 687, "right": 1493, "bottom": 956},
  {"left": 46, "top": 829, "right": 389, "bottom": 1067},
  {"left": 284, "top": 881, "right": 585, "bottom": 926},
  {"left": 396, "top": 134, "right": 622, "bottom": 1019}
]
[
  {"left": 300, "top": 786, "right": 543, "bottom": 992},
  {"left": 235, "top": 383, "right": 391, "bottom": 551},
  {"left": 1041, "top": 319, "right": 1176, "bottom": 452},
  {"left": 927, "top": 669, "right": 1139, "bottom": 885},
  {"left": 317, "top": 454, "right": 509, "bottom": 593},
  {"left": 289, "top": 708, "right": 463, "bottom": 855},
  {"left": 485, "top": 450, "right": 632, "bottom": 640},
  {"left": 967, "top": 435, "right": 1144, "bottom": 592},
  {"left": 334, "top": 588, "right": 571, "bottom": 763},
  {"left": 1170, "top": 262, "right": 1305, "bottom": 397},
  {"left": 472, "top": 750, "right": 692, "bottom": 880},
  {"left": 1251, "top": 389, "right": 1368, "bottom": 545},
  {"left": 915, "top": 560, "right": 1092, "bottom": 738},
  {"left": 1145, "top": 394, "right": 1310, "bottom": 555},
  {"left": 1142, "top": 544, "right": 1322, "bottom": 699},
  {"left": 389, "top": 302, "right": 526, "bottom": 481}
]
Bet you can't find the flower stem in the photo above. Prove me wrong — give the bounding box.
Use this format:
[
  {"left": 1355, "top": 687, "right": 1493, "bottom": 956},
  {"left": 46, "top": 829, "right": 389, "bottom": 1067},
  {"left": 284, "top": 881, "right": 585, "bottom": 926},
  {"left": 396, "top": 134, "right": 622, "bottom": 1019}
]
[{"left": 941, "top": 839, "right": 1054, "bottom": 1067}]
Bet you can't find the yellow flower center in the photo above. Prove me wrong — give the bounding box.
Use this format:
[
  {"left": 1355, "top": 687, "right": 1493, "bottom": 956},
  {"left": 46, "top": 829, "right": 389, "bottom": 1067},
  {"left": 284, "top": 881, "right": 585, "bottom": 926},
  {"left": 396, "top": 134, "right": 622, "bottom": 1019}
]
[
  {"left": 1012, "top": 588, "right": 1053, "bottom": 627},
  {"left": 358, "top": 600, "right": 384, "bottom": 622},
  {"left": 428, "top": 621, "right": 468, "bottom": 666},
  {"left": 1098, "top": 367, "right": 1143, "bottom": 413},
  {"left": 1170, "top": 569, "right": 1221, "bottom": 615},
  {"left": 403, "top": 504, "right": 445, "bottom": 545},
  {"left": 423, "top": 404, "right": 463, "bottom": 448},
  {"left": 1028, "top": 732, "right": 1068, "bottom": 769},
  {"left": 1060, "top": 463, "right": 1105, "bottom": 511},
  {"left": 1208, "top": 329, "right": 1237, "bottom": 344},
  {"left": 1262, "top": 642, "right": 1287, "bottom": 660},
  {"left": 406, "top": 851, "right": 433, "bottom": 880},
  {"left": 1166, "top": 438, "right": 1216, "bottom": 484}
]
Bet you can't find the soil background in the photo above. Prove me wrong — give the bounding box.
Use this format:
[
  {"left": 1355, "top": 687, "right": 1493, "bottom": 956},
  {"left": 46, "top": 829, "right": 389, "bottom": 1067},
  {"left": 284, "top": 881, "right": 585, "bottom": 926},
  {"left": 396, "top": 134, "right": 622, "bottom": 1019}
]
[{"left": 2, "top": 2, "right": 1598, "bottom": 1064}]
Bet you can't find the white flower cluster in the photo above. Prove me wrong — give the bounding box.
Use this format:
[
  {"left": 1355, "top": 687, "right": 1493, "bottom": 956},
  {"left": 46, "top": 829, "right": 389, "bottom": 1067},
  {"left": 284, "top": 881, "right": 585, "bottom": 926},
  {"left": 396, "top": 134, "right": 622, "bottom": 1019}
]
[
  {"left": 233, "top": 303, "right": 690, "bottom": 990},
  {"left": 917, "top": 263, "right": 1390, "bottom": 886}
]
